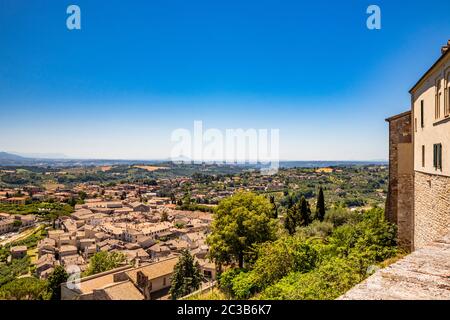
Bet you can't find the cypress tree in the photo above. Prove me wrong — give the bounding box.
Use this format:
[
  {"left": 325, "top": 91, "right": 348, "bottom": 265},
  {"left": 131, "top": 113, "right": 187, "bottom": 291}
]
[
  {"left": 284, "top": 209, "right": 295, "bottom": 235},
  {"left": 269, "top": 195, "right": 278, "bottom": 219},
  {"left": 299, "top": 196, "right": 311, "bottom": 226},
  {"left": 47, "top": 265, "right": 69, "bottom": 300},
  {"left": 169, "top": 250, "right": 203, "bottom": 299},
  {"left": 284, "top": 202, "right": 303, "bottom": 235},
  {"left": 316, "top": 187, "right": 326, "bottom": 222}
]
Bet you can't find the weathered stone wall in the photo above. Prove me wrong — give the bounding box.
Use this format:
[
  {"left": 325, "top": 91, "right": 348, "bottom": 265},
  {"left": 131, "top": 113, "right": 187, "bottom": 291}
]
[
  {"left": 339, "top": 232, "right": 450, "bottom": 300},
  {"left": 414, "top": 171, "right": 450, "bottom": 249},
  {"left": 386, "top": 112, "right": 414, "bottom": 251}
]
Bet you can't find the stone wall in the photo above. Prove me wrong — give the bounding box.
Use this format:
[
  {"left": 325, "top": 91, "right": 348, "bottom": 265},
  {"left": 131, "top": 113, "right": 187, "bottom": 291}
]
[
  {"left": 386, "top": 111, "right": 414, "bottom": 251},
  {"left": 414, "top": 171, "right": 450, "bottom": 249},
  {"left": 339, "top": 232, "right": 450, "bottom": 300}
]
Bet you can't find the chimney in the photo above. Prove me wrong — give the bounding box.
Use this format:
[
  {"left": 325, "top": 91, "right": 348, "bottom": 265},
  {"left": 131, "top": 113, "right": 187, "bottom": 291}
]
[{"left": 441, "top": 40, "right": 450, "bottom": 55}]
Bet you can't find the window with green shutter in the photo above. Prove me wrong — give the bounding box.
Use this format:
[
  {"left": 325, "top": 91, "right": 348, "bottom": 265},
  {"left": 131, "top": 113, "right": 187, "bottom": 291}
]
[
  {"left": 422, "top": 145, "right": 425, "bottom": 167},
  {"left": 421, "top": 100, "right": 424, "bottom": 128},
  {"left": 433, "top": 144, "right": 437, "bottom": 168},
  {"left": 433, "top": 143, "right": 443, "bottom": 170}
]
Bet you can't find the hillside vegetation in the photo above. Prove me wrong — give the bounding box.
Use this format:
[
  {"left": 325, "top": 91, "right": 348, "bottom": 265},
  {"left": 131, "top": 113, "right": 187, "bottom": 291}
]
[{"left": 201, "top": 192, "right": 398, "bottom": 300}]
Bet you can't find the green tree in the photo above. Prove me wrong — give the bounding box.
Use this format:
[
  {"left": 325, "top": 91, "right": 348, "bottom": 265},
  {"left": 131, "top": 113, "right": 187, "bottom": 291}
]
[
  {"left": 207, "top": 192, "right": 277, "bottom": 268},
  {"left": 77, "top": 191, "right": 87, "bottom": 201},
  {"left": 67, "top": 197, "right": 77, "bottom": 207},
  {"left": 284, "top": 203, "right": 301, "bottom": 235},
  {"left": 84, "top": 251, "right": 126, "bottom": 276},
  {"left": 0, "top": 277, "right": 49, "bottom": 300},
  {"left": 299, "top": 197, "right": 312, "bottom": 227},
  {"left": 169, "top": 250, "right": 203, "bottom": 299},
  {"left": 315, "top": 187, "right": 326, "bottom": 222},
  {"left": 47, "top": 265, "right": 69, "bottom": 300},
  {"left": 160, "top": 211, "right": 169, "bottom": 222},
  {"left": 225, "top": 235, "right": 320, "bottom": 298},
  {"left": 269, "top": 195, "right": 278, "bottom": 219},
  {"left": 284, "top": 197, "right": 313, "bottom": 234}
]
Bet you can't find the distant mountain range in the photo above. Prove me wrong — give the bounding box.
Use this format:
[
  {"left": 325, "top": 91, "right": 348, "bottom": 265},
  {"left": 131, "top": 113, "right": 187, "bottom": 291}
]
[
  {"left": 0, "top": 152, "right": 27, "bottom": 161},
  {"left": 12, "top": 152, "right": 68, "bottom": 159},
  {"left": 0, "top": 151, "right": 166, "bottom": 167}
]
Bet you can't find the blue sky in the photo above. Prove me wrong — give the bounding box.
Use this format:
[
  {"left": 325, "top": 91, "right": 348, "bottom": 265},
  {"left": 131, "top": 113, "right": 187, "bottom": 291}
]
[{"left": 0, "top": 0, "right": 449, "bottom": 160}]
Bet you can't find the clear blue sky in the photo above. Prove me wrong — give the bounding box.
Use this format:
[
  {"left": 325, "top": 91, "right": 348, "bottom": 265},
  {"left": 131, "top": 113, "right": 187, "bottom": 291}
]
[{"left": 0, "top": 0, "right": 449, "bottom": 160}]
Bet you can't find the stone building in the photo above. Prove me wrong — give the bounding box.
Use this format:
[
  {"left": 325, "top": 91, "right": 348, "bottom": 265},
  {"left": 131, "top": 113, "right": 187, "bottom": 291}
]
[
  {"left": 387, "top": 40, "right": 450, "bottom": 251},
  {"left": 385, "top": 111, "right": 414, "bottom": 251}
]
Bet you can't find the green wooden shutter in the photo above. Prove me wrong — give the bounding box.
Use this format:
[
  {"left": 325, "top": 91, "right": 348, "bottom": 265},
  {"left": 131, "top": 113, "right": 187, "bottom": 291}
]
[
  {"left": 421, "top": 101, "right": 424, "bottom": 128},
  {"left": 433, "top": 144, "right": 437, "bottom": 168}
]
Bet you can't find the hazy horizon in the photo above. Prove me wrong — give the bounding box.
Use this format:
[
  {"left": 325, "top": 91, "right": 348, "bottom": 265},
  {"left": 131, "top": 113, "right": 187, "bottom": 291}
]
[{"left": 1, "top": 150, "right": 387, "bottom": 163}]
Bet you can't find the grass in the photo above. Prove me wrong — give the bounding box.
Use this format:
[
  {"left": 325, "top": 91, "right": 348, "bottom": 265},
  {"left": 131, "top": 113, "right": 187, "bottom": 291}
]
[
  {"left": 28, "top": 248, "right": 38, "bottom": 265},
  {"left": 379, "top": 251, "right": 409, "bottom": 268}
]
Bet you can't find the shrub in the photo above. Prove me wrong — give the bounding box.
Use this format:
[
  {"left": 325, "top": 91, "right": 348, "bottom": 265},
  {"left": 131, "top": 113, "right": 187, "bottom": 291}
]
[
  {"left": 218, "top": 268, "right": 246, "bottom": 296},
  {"left": 297, "top": 220, "right": 334, "bottom": 238},
  {"left": 259, "top": 257, "right": 364, "bottom": 300},
  {"left": 325, "top": 206, "right": 360, "bottom": 227}
]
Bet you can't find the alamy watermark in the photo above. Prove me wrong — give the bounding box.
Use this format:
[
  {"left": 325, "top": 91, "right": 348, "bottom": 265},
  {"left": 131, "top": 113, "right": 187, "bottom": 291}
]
[
  {"left": 64, "top": 5, "right": 380, "bottom": 31},
  {"left": 366, "top": 5, "right": 381, "bottom": 30},
  {"left": 170, "top": 121, "right": 280, "bottom": 175},
  {"left": 66, "top": 5, "right": 81, "bottom": 30},
  {"left": 66, "top": 265, "right": 81, "bottom": 290}
]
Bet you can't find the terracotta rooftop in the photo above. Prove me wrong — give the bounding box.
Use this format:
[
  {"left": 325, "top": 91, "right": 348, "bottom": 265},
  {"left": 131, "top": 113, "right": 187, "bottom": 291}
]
[
  {"left": 74, "top": 266, "right": 133, "bottom": 294},
  {"left": 126, "top": 257, "right": 179, "bottom": 283},
  {"left": 102, "top": 281, "right": 144, "bottom": 300}
]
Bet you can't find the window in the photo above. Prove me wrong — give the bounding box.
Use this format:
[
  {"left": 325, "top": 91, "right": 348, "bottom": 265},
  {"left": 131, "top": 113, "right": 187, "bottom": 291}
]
[
  {"left": 433, "top": 143, "right": 442, "bottom": 170},
  {"left": 420, "top": 100, "right": 424, "bottom": 127},
  {"left": 447, "top": 86, "right": 450, "bottom": 116},
  {"left": 446, "top": 73, "right": 450, "bottom": 117},
  {"left": 422, "top": 145, "right": 425, "bottom": 167},
  {"left": 436, "top": 78, "right": 442, "bottom": 119}
]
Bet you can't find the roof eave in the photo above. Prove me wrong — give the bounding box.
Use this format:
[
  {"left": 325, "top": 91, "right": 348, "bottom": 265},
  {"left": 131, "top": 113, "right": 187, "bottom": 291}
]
[
  {"left": 409, "top": 49, "right": 450, "bottom": 94},
  {"left": 385, "top": 110, "right": 411, "bottom": 122}
]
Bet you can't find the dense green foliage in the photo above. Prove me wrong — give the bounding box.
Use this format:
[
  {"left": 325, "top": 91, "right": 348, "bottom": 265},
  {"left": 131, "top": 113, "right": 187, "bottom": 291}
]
[
  {"left": 0, "top": 257, "right": 31, "bottom": 287},
  {"left": 84, "top": 251, "right": 126, "bottom": 276},
  {"left": 219, "top": 236, "right": 319, "bottom": 299},
  {"left": 0, "top": 277, "right": 49, "bottom": 300},
  {"left": 170, "top": 249, "right": 203, "bottom": 299},
  {"left": 0, "top": 226, "right": 52, "bottom": 299},
  {"left": 216, "top": 207, "right": 397, "bottom": 300},
  {"left": 0, "top": 202, "right": 73, "bottom": 219},
  {"left": 0, "top": 263, "right": 71, "bottom": 300},
  {"left": 207, "top": 192, "right": 278, "bottom": 268}
]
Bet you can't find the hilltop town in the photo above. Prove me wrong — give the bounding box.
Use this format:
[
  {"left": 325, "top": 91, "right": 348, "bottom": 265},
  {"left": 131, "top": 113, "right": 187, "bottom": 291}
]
[{"left": 0, "top": 163, "right": 387, "bottom": 299}]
